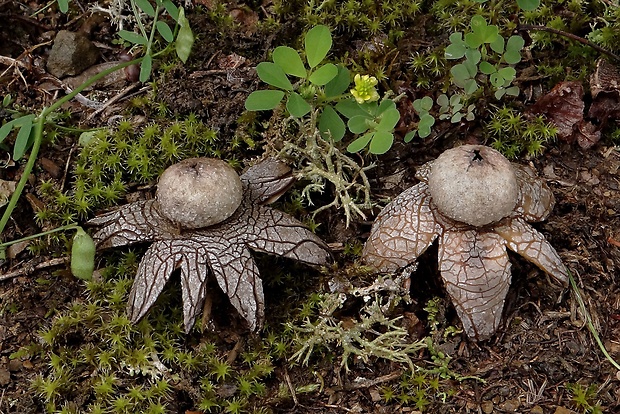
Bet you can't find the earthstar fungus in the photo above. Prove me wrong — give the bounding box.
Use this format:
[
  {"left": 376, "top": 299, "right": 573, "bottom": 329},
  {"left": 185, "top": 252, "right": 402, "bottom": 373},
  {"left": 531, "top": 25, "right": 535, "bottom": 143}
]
[
  {"left": 88, "top": 158, "right": 331, "bottom": 332},
  {"left": 362, "top": 145, "right": 568, "bottom": 340}
]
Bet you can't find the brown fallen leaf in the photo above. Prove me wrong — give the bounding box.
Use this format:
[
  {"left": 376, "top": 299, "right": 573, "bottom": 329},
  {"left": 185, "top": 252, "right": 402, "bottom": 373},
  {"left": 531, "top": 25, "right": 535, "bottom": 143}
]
[
  {"left": 528, "top": 81, "right": 600, "bottom": 149},
  {"left": 0, "top": 179, "right": 16, "bottom": 208},
  {"left": 528, "top": 81, "right": 584, "bottom": 140},
  {"left": 588, "top": 58, "right": 620, "bottom": 132}
]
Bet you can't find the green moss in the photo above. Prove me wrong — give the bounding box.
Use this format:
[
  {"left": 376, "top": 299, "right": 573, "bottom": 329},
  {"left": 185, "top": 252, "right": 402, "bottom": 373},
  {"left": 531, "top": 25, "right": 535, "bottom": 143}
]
[
  {"left": 272, "top": 0, "right": 421, "bottom": 42},
  {"left": 34, "top": 116, "right": 229, "bottom": 227},
  {"left": 485, "top": 106, "right": 557, "bottom": 159}
]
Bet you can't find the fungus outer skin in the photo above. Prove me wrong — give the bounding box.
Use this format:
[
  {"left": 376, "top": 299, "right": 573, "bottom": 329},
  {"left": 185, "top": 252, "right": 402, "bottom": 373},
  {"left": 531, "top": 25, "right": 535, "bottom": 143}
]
[
  {"left": 362, "top": 183, "right": 440, "bottom": 272},
  {"left": 428, "top": 145, "right": 519, "bottom": 227},
  {"left": 438, "top": 228, "right": 511, "bottom": 340},
  {"left": 156, "top": 158, "right": 243, "bottom": 229},
  {"left": 513, "top": 164, "right": 555, "bottom": 222}
]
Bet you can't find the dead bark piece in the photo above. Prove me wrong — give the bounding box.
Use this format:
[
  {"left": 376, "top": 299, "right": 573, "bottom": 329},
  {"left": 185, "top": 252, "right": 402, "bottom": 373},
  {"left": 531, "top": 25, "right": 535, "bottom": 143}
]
[{"left": 528, "top": 81, "right": 585, "bottom": 142}]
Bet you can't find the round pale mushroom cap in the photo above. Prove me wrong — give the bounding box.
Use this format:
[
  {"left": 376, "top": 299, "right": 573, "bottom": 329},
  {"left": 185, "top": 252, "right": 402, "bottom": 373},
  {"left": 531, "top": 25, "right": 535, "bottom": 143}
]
[
  {"left": 156, "top": 158, "right": 243, "bottom": 229},
  {"left": 428, "top": 145, "right": 518, "bottom": 227}
]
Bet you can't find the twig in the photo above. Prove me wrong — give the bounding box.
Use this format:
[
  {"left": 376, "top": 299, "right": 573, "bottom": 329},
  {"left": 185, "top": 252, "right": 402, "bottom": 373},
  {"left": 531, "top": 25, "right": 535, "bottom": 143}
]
[
  {"left": 86, "top": 82, "right": 144, "bottom": 121},
  {"left": 568, "top": 268, "right": 620, "bottom": 371},
  {"left": 518, "top": 24, "right": 620, "bottom": 63},
  {"left": 342, "top": 371, "right": 401, "bottom": 390},
  {"left": 283, "top": 366, "right": 299, "bottom": 406},
  {"left": 0, "top": 257, "right": 67, "bottom": 282}
]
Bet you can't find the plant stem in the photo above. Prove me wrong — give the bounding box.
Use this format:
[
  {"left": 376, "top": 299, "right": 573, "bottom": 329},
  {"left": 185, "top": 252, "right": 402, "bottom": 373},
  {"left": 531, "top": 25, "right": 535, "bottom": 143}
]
[
  {"left": 0, "top": 58, "right": 144, "bottom": 237},
  {"left": 0, "top": 223, "right": 80, "bottom": 249},
  {"left": 568, "top": 268, "right": 620, "bottom": 371}
]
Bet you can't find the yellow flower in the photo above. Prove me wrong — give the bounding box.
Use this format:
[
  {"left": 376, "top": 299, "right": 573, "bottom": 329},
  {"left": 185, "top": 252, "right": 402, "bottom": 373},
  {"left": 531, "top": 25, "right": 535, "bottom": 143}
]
[{"left": 350, "top": 74, "right": 380, "bottom": 104}]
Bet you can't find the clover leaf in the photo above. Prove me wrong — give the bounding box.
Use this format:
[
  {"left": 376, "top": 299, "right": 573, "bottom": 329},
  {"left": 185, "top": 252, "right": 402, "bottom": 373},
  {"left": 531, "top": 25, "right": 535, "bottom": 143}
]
[
  {"left": 305, "top": 25, "right": 332, "bottom": 68},
  {"left": 465, "top": 15, "right": 500, "bottom": 48}
]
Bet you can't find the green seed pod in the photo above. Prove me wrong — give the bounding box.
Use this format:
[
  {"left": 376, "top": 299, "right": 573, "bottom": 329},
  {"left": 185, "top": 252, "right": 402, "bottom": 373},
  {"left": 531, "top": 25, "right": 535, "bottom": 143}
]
[{"left": 71, "top": 227, "right": 96, "bottom": 280}]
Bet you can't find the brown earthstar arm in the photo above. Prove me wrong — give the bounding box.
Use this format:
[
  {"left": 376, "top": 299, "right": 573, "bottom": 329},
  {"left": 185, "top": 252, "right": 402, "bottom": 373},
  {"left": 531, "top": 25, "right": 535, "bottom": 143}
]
[
  {"left": 513, "top": 164, "right": 556, "bottom": 222},
  {"left": 203, "top": 242, "right": 265, "bottom": 331},
  {"left": 494, "top": 217, "right": 568, "bottom": 285},
  {"left": 438, "top": 228, "right": 512, "bottom": 340},
  {"left": 243, "top": 204, "right": 332, "bottom": 266},
  {"left": 88, "top": 200, "right": 178, "bottom": 248},
  {"left": 362, "top": 183, "right": 441, "bottom": 272},
  {"left": 126, "top": 239, "right": 208, "bottom": 329}
]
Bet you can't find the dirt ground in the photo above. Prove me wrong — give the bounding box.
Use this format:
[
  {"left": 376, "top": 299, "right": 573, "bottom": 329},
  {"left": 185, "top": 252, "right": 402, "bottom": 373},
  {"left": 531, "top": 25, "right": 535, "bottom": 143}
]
[{"left": 1, "top": 1, "right": 619, "bottom": 413}]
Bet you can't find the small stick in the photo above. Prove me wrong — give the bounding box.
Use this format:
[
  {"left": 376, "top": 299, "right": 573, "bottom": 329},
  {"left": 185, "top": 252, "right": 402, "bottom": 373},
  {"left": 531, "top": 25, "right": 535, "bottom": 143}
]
[
  {"left": 518, "top": 24, "right": 620, "bottom": 63},
  {"left": 0, "top": 257, "right": 66, "bottom": 282}
]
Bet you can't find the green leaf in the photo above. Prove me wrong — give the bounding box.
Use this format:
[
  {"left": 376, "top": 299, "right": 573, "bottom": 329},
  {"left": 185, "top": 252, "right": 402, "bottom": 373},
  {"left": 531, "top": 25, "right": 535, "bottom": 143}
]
[
  {"left": 445, "top": 33, "right": 467, "bottom": 60},
  {"left": 347, "top": 132, "right": 374, "bottom": 153},
  {"left": 257, "top": 62, "right": 293, "bottom": 91},
  {"left": 479, "top": 61, "right": 496, "bottom": 75},
  {"left": 465, "top": 16, "right": 499, "bottom": 48},
  {"left": 0, "top": 119, "right": 19, "bottom": 144},
  {"left": 436, "top": 94, "right": 449, "bottom": 109},
  {"left": 369, "top": 131, "right": 393, "bottom": 154},
  {"left": 413, "top": 96, "right": 433, "bottom": 113},
  {"left": 376, "top": 99, "right": 396, "bottom": 115},
  {"left": 464, "top": 79, "right": 479, "bottom": 95},
  {"left": 490, "top": 36, "right": 505, "bottom": 54},
  {"left": 498, "top": 66, "right": 516, "bottom": 82},
  {"left": 319, "top": 105, "right": 346, "bottom": 141},
  {"left": 335, "top": 100, "right": 367, "bottom": 118},
  {"left": 13, "top": 121, "right": 33, "bottom": 160},
  {"left": 324, "top": 66, "right": 350, "bottom": 97},
  {"left": 451, "top": 64, "right": 472, "bottom": 85},
  {"left": 305, "top": 25, "right": 332, "bottom": 68},
  {"left": 377, "top": 108, "right": 400, "bottom": 132},
  {"left": 119, "top": 30, "right": 147, "bottom": 45},
  {"left": 348, "top": 115, "right": 371, "bottom": 134},
  {"left": 135, "top": 0, "right": 155, "bottom": 16},
  {"left": 464, "top": 49, "right": 481, "bottom": 65},
  {"left": 490, "top": 72, "right": 503, "bottom": 87},
  {"left": 244, "top": 90, "right": 285, "bottom": 111},
  {"left": 418, "top": 126, "right": 432, "bottom": 138},
  {"left": 286, "top": 92, "right": 312, "bottom": 117},
  {"left": 464, "top": 58, "right": 478, "bottom": 77},
  {"left": 504, "top": 36, "right": 525, "bottom": 64},
  {"left": 57, "top": 0, "right": 69, "bottom": 13},
  {"left": 273, "top": 46, "right": 307, "bottom": 78},
  {"left": 419, "top": 113, "right": 435, "bottom": 130},
  {"left": 156, "top": 21, "right": 174, "bottom": 42},
  {"left": 175, "top": 8, "right": 194, "bottom": 63},
  {"left": 517, "top": 0, "right": 540, "bottom": 11},
  {"left": 308, "top": 63, "right": 338, "bottom": 86},
  {"left": 71, "top": 227, "right": 96, "bottom": 281},
  {"left": 162, "top": 0, "right": 179, "bottom": 20},
  {"left": 404, "top": 131, "right": 417, "bottom": 142},
  {"left": 505, "top": 86, "right": 520, "bottom": 96},
  {"left": 139, "top": 54, "right": 152, "bottom": 82}
]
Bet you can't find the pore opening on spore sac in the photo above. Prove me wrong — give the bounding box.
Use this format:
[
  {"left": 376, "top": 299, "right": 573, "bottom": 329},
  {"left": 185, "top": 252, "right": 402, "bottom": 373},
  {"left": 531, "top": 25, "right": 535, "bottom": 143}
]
[{"left": 472, "top": 149, "right": 483, "bottom": 162}]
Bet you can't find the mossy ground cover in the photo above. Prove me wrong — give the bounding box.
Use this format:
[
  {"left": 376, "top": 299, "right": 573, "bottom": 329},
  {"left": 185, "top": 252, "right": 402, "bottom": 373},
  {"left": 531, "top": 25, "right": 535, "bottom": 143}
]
[{"left": 1, "top": 0, "right": 619, "bottom": 413}]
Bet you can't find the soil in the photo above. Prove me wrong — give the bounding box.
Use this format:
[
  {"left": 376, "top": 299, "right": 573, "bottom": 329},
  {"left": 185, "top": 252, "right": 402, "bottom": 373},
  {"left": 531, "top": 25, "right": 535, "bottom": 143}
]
[{"left": 1, "top": 1, "right": 619, "bottom": 414}]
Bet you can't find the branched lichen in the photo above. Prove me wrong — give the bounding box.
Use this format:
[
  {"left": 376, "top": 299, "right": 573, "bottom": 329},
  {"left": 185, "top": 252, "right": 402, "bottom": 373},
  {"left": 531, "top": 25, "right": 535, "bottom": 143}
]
[
  {"left": 288, "top": 288, "right": 425, "bottom": 371},
  {"left": 269, "top": 109, "right": 374, "bottom": 227}
]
